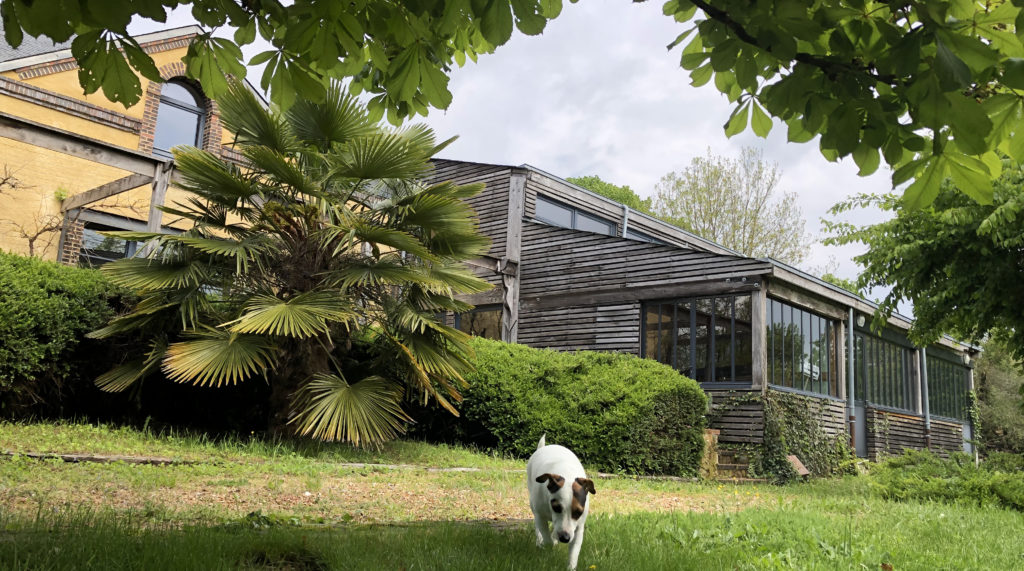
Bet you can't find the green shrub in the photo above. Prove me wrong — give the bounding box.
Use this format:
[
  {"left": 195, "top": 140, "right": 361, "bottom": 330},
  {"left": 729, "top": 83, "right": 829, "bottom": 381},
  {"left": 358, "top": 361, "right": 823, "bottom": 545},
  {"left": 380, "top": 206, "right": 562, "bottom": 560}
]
[
  {"left": 869, "top": 449, "right": 1024, "bottom": 511},
  {"left": 412, "top": 337, "right": 707, "bottom": 476},
  {"left": 0, "top": 251, "right": 128, "bottom": 415}
]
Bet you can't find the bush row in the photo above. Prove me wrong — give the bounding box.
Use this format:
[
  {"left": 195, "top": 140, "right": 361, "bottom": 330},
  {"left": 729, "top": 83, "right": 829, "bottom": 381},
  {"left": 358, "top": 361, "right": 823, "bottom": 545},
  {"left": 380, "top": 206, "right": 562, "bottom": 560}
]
[
  {"left": 869, "top": 450, "right": 1024, "bottom": 511},
  {"left": 0, "top": 252, "right": 128, "bottom": 416},
  {"left": 412, "top": 337, "right": 708, "bottom": 476}
]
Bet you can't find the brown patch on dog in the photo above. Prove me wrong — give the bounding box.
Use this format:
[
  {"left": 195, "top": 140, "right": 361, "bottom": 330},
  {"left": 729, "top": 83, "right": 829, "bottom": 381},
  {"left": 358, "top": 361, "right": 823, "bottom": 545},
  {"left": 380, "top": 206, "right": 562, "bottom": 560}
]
[
  {"left": 570, "top": 478, "right": 595, "bottom": 520},
  {"left": 535, "top": 473, "right": 565, "bottom": 493}
]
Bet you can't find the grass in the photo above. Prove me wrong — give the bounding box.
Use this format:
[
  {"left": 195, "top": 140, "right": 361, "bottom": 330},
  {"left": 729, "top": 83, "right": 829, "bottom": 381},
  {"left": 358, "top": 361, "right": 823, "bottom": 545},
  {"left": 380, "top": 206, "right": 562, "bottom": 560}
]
[{"left": 2, "top": 421, "right": 1024, "bottom": 570}]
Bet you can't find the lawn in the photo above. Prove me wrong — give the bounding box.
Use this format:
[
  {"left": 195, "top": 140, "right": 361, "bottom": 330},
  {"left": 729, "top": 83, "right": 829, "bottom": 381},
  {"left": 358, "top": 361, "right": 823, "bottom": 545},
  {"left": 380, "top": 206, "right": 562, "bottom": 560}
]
[{"left": 2, "top": 421, "right": 1023, "bottom": 570}]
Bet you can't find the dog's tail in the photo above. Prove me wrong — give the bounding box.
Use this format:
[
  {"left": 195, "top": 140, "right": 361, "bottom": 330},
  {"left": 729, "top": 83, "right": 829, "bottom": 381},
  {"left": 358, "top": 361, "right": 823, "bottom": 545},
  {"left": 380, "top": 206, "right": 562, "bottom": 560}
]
[{"left": 537, "top": 434, "right": 546, "bottom": 450}]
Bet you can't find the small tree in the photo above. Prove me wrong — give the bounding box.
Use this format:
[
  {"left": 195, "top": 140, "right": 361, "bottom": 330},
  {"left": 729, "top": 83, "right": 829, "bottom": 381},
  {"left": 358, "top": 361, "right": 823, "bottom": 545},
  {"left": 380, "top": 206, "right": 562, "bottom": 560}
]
[
  {"left": 651, "top": 147, "right": 811, "bottom": 264},
  {"left": 566, "top": 175, "right": 653, "bottom": 215},
  {"left": 90, "top": 81, "right": 491, "bottom": 445}
]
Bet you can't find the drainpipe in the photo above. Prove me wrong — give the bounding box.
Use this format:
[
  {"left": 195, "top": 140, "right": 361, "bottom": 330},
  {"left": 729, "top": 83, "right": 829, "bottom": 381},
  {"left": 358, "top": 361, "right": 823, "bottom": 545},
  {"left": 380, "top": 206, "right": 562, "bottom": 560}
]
[
  {"left": 847, "top": 308, "right": 856, "bottom": 450},
  {"left": 921, "top": 347, "right": 931, "bottom": 449},
  {"left": 620, "top": 204, "right": 630, "bottom": 238}
]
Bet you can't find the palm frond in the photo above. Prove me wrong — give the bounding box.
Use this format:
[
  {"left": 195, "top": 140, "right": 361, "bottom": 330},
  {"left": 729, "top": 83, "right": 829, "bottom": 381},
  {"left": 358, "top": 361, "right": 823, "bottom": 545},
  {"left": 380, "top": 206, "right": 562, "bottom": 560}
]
[
  {"left": 350, "top": 224, "right": 435, "bottom": 261},
  {"left": 224, "top": 292, "right": 358, "bottom": 338},
  {"left": 290, "top": 373, "right": 411, "bottom": 445},
  {"left": 162, "top": 330, "right": 275, "bottom": 387},
  {"left": 421, "top": 264, "right": 494, "bottom": 295},
  {"left": 243, "top": 146, "right": 321, "bottom": 197},
  {"left": 287, "top": 85, "right": 374, "bottom": 151},
  {"left": 332, "top": 131, "right": 434, "bottom": 181},
  {"left": 217, "top": 78, "right": 298, "bottom": 153},
  {"left": 95, "top": 339, "right": 166, "bottom": 392},
  {"left": 331, "top": 260, "right": 434, "bottom": 289},
  {"left": 101, "top": 258, "right": 207, "bottom": 292},
  {"left": 172, "top": 147, "right": 259, "bottom": 204}
]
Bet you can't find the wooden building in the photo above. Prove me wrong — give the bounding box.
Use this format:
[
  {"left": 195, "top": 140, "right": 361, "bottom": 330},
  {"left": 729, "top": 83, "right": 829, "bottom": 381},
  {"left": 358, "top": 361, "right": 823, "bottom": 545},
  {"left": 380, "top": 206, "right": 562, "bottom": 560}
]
[{"left": 429, "top": 159, "right": 977, "bottom": 463}]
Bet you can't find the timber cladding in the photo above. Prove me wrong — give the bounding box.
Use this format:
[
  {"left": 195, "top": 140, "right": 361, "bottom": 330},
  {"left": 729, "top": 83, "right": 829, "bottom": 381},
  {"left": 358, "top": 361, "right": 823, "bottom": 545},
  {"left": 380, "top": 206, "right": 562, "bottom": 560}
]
[
  {"left": 864, "top": 408, "right": 965, "bottom": 460},
  {"left": 518, "top": 223, "right": 771, "bottom": 300},
  {"left": 517, "top": 302, "right": 640, "bottom": 353},
  {"left": 707, "top": 390, "right": 764, "bottom": 444},
  {"left": 426, "top": 159, "right": 512, "bottom": 259}
]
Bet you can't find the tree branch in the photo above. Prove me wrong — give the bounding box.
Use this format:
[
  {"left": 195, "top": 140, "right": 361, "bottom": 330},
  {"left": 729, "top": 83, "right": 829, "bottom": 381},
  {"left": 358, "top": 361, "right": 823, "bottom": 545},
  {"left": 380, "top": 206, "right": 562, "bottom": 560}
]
[{"left": 689, "top": 0, "right": 900, "bottom": 85}]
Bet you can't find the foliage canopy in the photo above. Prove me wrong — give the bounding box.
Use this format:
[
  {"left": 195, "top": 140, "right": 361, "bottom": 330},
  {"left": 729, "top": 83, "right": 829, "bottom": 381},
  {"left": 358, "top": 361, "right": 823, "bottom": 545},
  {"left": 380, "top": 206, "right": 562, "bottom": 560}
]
[
  {"left": 90, "top": 80, "right": 491, "bottom": 445},
  {"left": 7, "top": 0, "right": 1024, "bottom": 207},
  {"left": 566, "top": 175, "right": 654, "bottom": 215},
  {"left": 825, "top": 161, "right": 1024, "bottom": 355}
]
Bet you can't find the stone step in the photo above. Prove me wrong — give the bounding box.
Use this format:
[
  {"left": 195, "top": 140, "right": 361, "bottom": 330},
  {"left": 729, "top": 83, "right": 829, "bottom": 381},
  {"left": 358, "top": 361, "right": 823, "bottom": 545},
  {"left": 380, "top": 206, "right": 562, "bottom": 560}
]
[{"left": 714, "top": 477, "right": 770, "bottom": 484}]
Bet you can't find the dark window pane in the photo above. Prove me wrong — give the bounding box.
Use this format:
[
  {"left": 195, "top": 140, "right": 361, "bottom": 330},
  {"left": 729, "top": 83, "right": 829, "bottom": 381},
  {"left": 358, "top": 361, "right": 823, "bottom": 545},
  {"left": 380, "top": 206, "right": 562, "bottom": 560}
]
[
  {"left": 456, "top": 308, "right": 502, "bottom": 340},
  {"left": 577, "top": 212, "right": 615, "bottom": 235},
  {"left": 694, "top": 298, "right": 712, "bottom": 382},
  {"left": 734, "top": 297, "right": 753, "bottom": 383},
  {"left": 675, "top": 301, "right": 692, "bottom": 377},
  {"left": 154, "top": 103, "right": 201, "bottom": 153},
  {"left": 535, "top": 196, "right": 573, "bottom": 228},
  {"left": 79, "top": 223, "right": 137, "bottom": 267},
  {"left": 714, "top": 297, "right": 732, "bottom": 382},
  {"left": 644, "top": 305, "right": 660, "bottom": 360}
]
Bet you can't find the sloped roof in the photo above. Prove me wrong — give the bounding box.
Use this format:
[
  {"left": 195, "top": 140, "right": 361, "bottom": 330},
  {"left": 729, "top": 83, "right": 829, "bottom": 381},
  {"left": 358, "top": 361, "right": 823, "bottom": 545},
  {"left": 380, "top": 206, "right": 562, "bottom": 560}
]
[
  {"left": 0, "top": 24, "right": 204, "bottom": 72},
  {"left": 0, "top": 19, "right": 73, "bottom": 63}
]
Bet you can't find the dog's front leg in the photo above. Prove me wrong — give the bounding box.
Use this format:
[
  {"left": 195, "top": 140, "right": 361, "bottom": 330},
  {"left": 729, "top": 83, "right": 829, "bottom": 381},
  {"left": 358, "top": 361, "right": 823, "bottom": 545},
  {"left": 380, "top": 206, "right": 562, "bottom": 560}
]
[
  {"left": 566, "top": 521, "right": 585, "bottom": 571},
  {"left": 533, "top": 513, "right": 551, "bottom": 547}
]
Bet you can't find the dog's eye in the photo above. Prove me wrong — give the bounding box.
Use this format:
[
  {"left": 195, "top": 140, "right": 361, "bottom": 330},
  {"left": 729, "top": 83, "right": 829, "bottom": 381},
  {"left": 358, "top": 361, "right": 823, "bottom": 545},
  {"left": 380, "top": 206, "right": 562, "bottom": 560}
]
[{"left": 550, "top": 501, "right": 562, "bottom": 513}]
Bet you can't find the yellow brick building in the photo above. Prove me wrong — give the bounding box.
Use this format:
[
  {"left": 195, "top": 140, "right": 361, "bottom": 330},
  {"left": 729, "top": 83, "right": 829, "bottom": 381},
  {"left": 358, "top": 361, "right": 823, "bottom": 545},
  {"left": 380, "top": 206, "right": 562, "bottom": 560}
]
[{"left": 0, "top": 25, "right": 248, "bottom": 264}]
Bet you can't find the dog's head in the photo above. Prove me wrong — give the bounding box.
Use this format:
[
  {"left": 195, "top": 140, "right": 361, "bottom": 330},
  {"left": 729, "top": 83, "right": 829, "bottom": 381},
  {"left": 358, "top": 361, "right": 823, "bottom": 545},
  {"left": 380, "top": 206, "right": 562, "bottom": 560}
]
[{"left": 535, "top": 473, "right": 596, "bottom": 543}]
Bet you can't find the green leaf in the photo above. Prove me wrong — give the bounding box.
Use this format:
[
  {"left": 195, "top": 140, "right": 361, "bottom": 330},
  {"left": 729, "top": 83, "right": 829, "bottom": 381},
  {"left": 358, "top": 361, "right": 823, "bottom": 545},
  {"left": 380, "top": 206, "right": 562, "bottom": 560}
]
[
  {"left": 724, "top": 101, "right": 750, "bottom": 138},
  {"left": 946, "top": 152, "right": 994, "bottom": 204},
  {"left": 690, "top": 63, "right": 713, "bottom": 87},
  {"left": 480, "top": 0, "right": 514, "bottom": 46},
  {"left": 225, "top": 293, "right": 357, "bottom": 338},
  {"left": 934, "top": 37, "right": 972, "bottom": 89},
  {"left": 946, "top": 93, "right": 993, "bottom": 155},
  {"left": 852, "top": 143, "right": 881, "bottom": 176},
  {"left": 750, "top": 101, "right": 772, "bottom": 137},
  {"left": 1002, "top": 58, "right": 1024, "bottom": 89},
  {"left": 99, "top": 47, "right": 143, "bottom": 107},
  {"left": 902, "top": 155, "right": 948, "bottom": 210}
]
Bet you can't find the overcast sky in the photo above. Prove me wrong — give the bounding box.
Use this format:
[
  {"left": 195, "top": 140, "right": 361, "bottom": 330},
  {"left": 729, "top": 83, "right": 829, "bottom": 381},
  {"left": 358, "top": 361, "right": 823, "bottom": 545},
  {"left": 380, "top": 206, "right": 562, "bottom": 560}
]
[{"left": 134, "top": 1, "right": 896, "bottom": 284}]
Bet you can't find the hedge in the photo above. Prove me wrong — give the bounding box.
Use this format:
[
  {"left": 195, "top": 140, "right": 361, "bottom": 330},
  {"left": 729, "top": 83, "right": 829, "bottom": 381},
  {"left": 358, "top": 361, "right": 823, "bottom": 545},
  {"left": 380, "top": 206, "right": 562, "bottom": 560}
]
[
  {"left": 414, "top": 337, "right": 708, "bottom": 476},
  {"left": 0, "top": 252, "right": 128, "bottom": 416}
]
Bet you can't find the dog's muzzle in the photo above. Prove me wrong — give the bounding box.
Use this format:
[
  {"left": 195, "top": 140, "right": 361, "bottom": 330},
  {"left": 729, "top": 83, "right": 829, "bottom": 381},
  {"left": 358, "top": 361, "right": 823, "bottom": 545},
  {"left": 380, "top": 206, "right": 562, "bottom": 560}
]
[{"left": 557, "top": 531, "right": 571, "bottom": 543}]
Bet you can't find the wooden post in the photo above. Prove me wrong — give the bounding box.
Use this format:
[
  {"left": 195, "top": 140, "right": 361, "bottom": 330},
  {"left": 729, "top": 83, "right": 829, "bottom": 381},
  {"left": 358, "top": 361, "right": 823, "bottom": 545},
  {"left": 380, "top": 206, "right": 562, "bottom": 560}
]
[
  {"left": 147, "top": 160, "right": 173, "bottom": 233},
  {"left": 501, "top": 169, "right": 527, "bottom": 343}
]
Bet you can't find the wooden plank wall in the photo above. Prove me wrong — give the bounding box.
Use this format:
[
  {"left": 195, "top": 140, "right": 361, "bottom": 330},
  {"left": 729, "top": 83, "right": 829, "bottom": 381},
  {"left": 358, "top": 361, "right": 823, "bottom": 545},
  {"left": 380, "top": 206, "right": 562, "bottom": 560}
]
[
  {"left": 707, "top": 390, "right": 764, "bottom": 444},
  {"left": 931, "top": 419, "right": 965, "bottom": 456},
  {"left": 517, "top": 303, "right": 640, "bottom": 353},
  {"left": 865, "top": 408, "right": 926, "bottom": 460},
  {"left": 428, "top": 159, "right": 512, "bottom": 259},
  {"left": 519, "top": 222, "right": 771, "bottom": 299}
]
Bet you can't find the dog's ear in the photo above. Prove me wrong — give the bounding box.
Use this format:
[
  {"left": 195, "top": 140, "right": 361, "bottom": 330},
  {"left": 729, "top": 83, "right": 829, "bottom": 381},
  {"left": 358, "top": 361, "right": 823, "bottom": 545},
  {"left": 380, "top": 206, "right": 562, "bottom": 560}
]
[
  {"left": 575, "top": 477, "right": 596, "bottom": 495},
  {"left": 536, "top": 473, "right": 565, "bottom": 492}
]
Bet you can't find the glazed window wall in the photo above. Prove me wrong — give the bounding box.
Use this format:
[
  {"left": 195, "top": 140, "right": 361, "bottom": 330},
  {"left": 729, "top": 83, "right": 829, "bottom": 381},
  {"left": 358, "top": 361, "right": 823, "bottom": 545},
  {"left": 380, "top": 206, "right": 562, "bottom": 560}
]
[
  {"left": 854, "top": 333, "right": 917, "bottom": 412},
  {"left": 927, "top": 354, "right": 970, "bottom": 420},
  {"left": 642, "top": 294, "right": 753, "bottom": 384},
  {"left": 766, "top": 298, "right": 839, "bottom": 397}
]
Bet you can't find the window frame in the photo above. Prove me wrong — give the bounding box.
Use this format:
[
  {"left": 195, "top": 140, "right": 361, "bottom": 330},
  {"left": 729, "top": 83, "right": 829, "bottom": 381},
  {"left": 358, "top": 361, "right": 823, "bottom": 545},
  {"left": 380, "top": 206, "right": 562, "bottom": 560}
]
[
  {"left": 534, "top": 194, "right": 616, "bottom": 236},
  {"left": 853, "top": 330, "right": 918, "bottom": 414},
  {"left": 766, "top": 297, "right": 841, "bottom": 399},
  {"left": 153, "top": 80, "right": 205, "bottom": 159},
  {"left": 640, "top": 293, "right": 754, "bottom": 388},
  {"left": 926, "top": 349, "right": 970, "bottom": 422},
  {"left": 454, "top": 305, "right": 503, "bottom": 340}
]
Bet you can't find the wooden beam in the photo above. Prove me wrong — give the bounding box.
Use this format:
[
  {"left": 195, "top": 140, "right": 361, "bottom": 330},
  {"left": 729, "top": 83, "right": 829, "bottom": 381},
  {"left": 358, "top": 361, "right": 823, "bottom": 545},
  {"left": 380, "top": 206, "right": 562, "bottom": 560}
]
[
  {"left": 0, "top": 111, "right": 158, "bottom": 175},
  {"left": 520, "top": 280, "right": 761, "bottom": 312},
  {"left": 61, "top": 173, "right": 154, "bottom": 212},
  {"left": 455, "top": 289, "right": 504, "bottom": 306}
]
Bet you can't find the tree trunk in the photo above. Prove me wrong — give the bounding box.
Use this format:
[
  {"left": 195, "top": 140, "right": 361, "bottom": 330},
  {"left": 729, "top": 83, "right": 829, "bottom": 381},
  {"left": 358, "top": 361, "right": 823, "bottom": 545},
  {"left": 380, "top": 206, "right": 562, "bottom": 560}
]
[{"left": 266, "top": 336, "right": 332, "bottom": 437}]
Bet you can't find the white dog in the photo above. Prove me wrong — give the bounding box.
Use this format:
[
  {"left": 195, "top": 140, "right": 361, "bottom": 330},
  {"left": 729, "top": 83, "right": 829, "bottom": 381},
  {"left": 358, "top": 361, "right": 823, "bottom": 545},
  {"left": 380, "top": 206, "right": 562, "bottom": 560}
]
[{"left": 526, "top": 435, "right": 596, "bottom": 571}]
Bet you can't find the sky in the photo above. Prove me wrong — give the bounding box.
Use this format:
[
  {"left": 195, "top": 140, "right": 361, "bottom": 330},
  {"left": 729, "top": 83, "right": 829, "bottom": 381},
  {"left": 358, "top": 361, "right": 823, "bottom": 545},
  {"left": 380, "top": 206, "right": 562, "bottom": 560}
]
[{"left": 131, "top": 1, "right": 897, "bottom": 284}]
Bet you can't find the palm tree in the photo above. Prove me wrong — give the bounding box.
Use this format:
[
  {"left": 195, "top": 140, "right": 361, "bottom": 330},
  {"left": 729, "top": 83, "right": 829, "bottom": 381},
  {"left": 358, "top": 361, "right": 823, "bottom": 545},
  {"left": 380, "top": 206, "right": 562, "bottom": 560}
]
[{"left": 89, "top": 81, "right": 491, "bottom": 445}]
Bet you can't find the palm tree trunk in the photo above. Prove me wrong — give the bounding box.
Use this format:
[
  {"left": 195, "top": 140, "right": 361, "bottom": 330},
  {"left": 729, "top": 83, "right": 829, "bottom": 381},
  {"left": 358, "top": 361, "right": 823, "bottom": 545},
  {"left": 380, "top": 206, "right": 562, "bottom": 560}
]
[{"left": 267, "top": 336, "right": 333, "bottom": 437}]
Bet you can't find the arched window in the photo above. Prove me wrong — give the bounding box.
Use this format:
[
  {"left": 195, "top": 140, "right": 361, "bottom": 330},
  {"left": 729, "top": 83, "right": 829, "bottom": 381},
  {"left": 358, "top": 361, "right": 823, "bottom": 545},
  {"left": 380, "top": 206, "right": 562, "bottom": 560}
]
[{"left": 153, "top": 80, "right": 204, "bottom": 158}]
